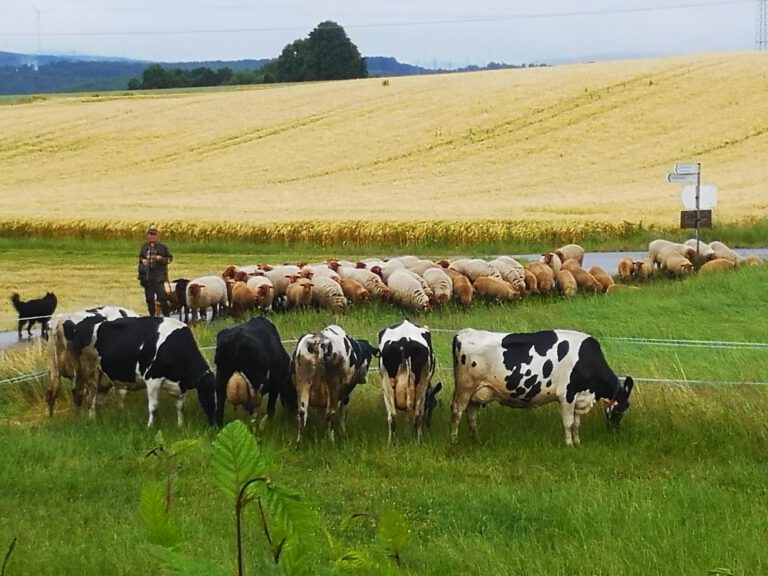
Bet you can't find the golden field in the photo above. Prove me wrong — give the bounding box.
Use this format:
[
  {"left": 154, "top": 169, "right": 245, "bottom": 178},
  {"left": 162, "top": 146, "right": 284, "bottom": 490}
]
[{"left": 0, "top": 51, "right": 767, "bottom": 234}]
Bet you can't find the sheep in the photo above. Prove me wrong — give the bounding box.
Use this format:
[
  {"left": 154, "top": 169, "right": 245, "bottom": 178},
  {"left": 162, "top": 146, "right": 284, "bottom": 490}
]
[
  {"left": 660, "top": 252, "right": 693, "bottom": 278},
  {"left": 447, "top": 258, "right": 502, "bottom": 282},
  {"left": 561, "top": 260, "right": 602, "bottom": 292},
  {"left": 473, "top": 276, "right": 521, "bottom": 301},
  {"left": 338, "top": 277, "right": 370, "bottom": 304},
  {"left": 335, "top": 266, "right": 391, "bottom": 300},
  {"left": 186, "top": 275, "right": 229, "bottom": 321},
  {"left": 588, "top": 265, "right": 614, "bottom": 293},
  {"left": 379, "top": 259, "right": 407, "bottom": 283},
  {"left": 524, "top": 262, "right": 555, "bottom": 295},
  {"left": 443, "top": 268, "right": 474, "bottom": 307},
  {"left": 489, "top": 257, "right": 526, "bottom": 287},
  {"left": 708, "top": 241, "right": 746, "bottom": 265},
  {"left": 246, "top": 276, "right": 275, "bottom": 311},
  {"left": 540, "top": 252, "right": 563, "bottom": 273},
  {"left": 310, "top": 276, "right": 347, "bottom": 311},
  {"left": 226, "top": 371, "right": 261, "bottom": 417},
  {"left": 648, "top": 239, "right": 695, "bottom": 269},
  {"left": 264, "top": 264, "right": 304, "bottom": 307},
  {"left": 555, "top": 244, "right": 585, "bottom": 265},
  {"left": 285, "top": 277, "right": 314, "bottom": 309},
  {"left": 617, "top": 256, "right": 634, "bottom": 281},
  {"left": 698, "top": 258, "right": 736, "bottom": 274},
  {"left": 422, "top": 267, "right": 453, "bottom": 306},
  {"left": 387, "top": 268, "right": 431, "bottom": 311},
  {"left": 743, "top": 253, "right": 763, "bottom": 266},
  {"left": 405, "top": 258, "right": 440, "bottom": 276},
  {"left": 683, "top": 239, "right": 717, "bottom": 265},
  {"left": 633, "top": 258, "right": 654, "bottom": 281},
  {"left": 523, "top": 269, "right": 538, "bottom": 294},
  {"left": 230, "top": 281, "right": 260, "bottom": 316},
  {"left": 555, "top": 269, "right": 578, "bottom": 297}
]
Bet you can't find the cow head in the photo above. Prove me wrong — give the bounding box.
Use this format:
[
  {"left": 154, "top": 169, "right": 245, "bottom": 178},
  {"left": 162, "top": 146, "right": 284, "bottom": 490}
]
[
  {"left": 603, "top": 376, "right": 634, "bottom": 428},
  {"left": 423, "top": 382, "right": 443, "bottom": 428},
  {"left": 195, "top": 370, "right": 217, "bottom": 425}
]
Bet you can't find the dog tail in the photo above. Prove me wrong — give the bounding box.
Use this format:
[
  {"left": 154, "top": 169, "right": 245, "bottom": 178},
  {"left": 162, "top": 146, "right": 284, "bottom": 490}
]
[{"left": 10, "top": 292, "right": 22, "bottom": 313}]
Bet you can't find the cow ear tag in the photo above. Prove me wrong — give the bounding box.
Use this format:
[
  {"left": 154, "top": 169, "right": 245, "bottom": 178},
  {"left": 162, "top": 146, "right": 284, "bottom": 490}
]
[{"left": 602, "top": 399, "right": 616, "bottom": 408}]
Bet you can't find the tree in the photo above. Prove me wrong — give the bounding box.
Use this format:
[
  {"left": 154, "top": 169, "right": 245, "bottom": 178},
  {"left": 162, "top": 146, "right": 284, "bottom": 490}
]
[{"left": 275, "top": 21, "right": 367, "bottom": 83}]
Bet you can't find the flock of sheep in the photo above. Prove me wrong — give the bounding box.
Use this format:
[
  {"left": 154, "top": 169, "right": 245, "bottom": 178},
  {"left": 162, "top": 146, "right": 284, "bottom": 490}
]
[{"left": 167, "top": 238, "right": 760, "bottom": 318}]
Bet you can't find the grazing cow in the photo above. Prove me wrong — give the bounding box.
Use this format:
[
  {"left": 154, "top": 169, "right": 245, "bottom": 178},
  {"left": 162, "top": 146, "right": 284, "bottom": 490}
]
[
  {"left": 62, "top": 316, "right": 216, "bottom": 427},
  {"left": 378, "top": 319, "right": 441, "bottom": 443},
  {"left": 46, "top": 306, "right": 140, "bottom": 416},
  {"left": 291, "top": 325, "right": 376, "bottom": 443},
  {"left": 11, "top": 291, "right": 57, "bottom": 339},
  {"left": 451, "top": 328, "right": 634, "bottom": 446},
  {"left": 214, "top": 316, "right": 297, "bottom": 427}
]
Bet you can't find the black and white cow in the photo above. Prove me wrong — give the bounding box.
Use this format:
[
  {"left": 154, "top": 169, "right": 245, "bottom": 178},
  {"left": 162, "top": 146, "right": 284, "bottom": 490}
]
[
  {"left": 213, "top": 316, "right": 297, "bottom": 427},
  {"left": 291, "top": 324, "right": 377, "bottom": 444},
  {"left": 451, "top": 328, "right": 634, "bottom": 446},
  {"left": 46, "top": 305, "right": 139, "bottom": 417},
  {"left": 63, "top": 316, "right": 216, "bottom": 427},
  {"left": 378, "top": 319, "right": 441, "bottom": 443}
]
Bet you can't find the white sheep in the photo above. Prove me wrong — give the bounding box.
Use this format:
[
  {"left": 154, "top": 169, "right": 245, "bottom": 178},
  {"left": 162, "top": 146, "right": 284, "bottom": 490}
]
[
  {"left": 447, "top": 258, "right": 502, "bottom": 282},
  {"left": 310, "top": 275, "right": 347, "bottom": 311},
  {"left": 336, "top": 266, "right": 391, "bottom": 300},
  {"left": 186, "top": 275, "right": 228, "bottom": 321},
  {"left": 387, "top": 268, "right": 431, "bottom": 311},
  {"left": 555, "top": 244, "right": 585, "bottom": 265},
  {"left": 422, "top": 267, "right": 453, "bottom": 306},
  {"left": 648, "top": 239, "right": 695, "bottom": 268},
  {"left": 683, "top": 238, "right": 717, "bottom": 265},
  {"left": 708, "top": 241, "right": 746, "bottom": 265},
  {"left": 246, "top": 275, "right": 275, "bottom": 311}
]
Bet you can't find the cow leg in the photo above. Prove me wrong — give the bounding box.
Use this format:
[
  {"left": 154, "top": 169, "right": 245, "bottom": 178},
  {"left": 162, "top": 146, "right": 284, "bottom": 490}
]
[
  {"left": 560, "top": 402, "right": 576, "bottom": 446},
  {"left": 325, "top": 381, "right": 340, "bottom": 445},
  {"left": 116, "top": 388, "right": 128, "bottom": 410},
  {"left": 465, "top": 402, "right": 481, "bottom": 440},
  {"left": 572, "top": 412, "right": 582, "bottom": 446},
  {"left": 450, "top": 388, "right": 474, "bottom": 443},
  {"left": 146, "top": 381, "right": 161, "bottom": 427},
  {"left": 175, "top": 394, "right": 185, "bottom": 428},
  {"left": 296, "top": 387, "right": 310, "bottom": 444},
  {"left": 381, "top": 378, "right": 398, "bottom": 445}
]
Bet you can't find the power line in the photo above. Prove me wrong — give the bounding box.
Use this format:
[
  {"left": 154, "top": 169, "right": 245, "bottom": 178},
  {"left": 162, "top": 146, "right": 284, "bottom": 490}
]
[{"left": 0, "top": 0, "right": 755, "bottom": 38}]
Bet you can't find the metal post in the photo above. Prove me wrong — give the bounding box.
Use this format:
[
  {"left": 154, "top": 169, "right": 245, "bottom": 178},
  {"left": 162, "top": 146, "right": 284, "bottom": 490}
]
[{"left": 695, "top": 162, "right": 701, "bottom": 257}]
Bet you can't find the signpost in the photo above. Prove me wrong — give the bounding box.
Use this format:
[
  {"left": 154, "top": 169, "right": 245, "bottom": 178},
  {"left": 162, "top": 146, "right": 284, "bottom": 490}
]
[{"left": 666, "top": 162, "right": 711, "bottom": 256}]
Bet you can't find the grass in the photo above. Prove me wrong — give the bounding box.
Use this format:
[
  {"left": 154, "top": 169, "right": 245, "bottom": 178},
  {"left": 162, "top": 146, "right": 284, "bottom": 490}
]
[
  {"left": 1, "top": 52, "right": 768, "bottom": 230},
  {"left": 1, "top": 243, "right": 767, "bottom": 575}
]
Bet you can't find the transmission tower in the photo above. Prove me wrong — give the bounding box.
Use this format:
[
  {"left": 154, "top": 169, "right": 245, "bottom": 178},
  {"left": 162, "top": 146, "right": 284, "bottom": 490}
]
[{"left": 758, "top": 0, "right": 768, "bottom": 50}]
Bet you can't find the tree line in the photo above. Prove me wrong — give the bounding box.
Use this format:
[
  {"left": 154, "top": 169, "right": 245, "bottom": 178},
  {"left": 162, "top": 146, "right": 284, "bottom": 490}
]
[{"left": 129, "top": 21, "right": 367, "bottom": 90}]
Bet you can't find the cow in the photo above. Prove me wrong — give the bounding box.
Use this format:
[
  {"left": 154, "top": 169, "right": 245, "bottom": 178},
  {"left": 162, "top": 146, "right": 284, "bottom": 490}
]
[
  {"left": 377, "top": 319, "right": 441, "bottom": 443},
  {"left": 62, "top": 316, "right": 216, "bottom": 427},
  {"left": 213, "top": 316, "right": 297, "bottom": 427},
  {"left": 46, "top": 306, "right": 139, "bottom": 417},
  {"left": 291, "top": 324, "right": 377, "bottom": 444},
  {"left": 450, "top": 328, "right": 634, "bottom": 446}
]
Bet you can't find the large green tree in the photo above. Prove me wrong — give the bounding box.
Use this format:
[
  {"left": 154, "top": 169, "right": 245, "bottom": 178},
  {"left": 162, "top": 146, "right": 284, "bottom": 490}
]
[{"left": 276, "top": 21, "right": 367, "bottom": 82}]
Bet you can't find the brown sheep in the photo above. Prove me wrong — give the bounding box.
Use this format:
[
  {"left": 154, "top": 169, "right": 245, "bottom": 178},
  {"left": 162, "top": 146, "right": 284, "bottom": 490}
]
[
  {"left": 633, "top": 258, "right": 654, "bottom": 281},
  {"left": 230, "top": 281, "right": 260, "bottom": 316},
  {"left": 523, "top": 269, "right": 538, "bottom": 294},
  {"left": 285, "top": 277, "right": 314, "bottom": 309},
  {"left": 561, "top": 262, "right": 602, "bottom": 293},
  {"left": 473, "top": 276, "right": 521, "bottom": 301},
  {"left": 588, "top": 265, "right": 614, "bottom": 293},
  {"left": 697, "top": 258, "right": 736, "bottom": 274},
  {"left": 339, "top": 277, "right": 370, "bottom": 303},
  {"left": 524, "top": 262, "right": 555, "bottom": 295},
  {"left": 617, "top": 256, "right": 634, "bottom": 281},
  {"left": 444, "top": 268, "right": 474, "bottom": 307},
  {"left": 555, "top": 270, "right": 577, "bottom": 297},
  {"left": 660, "top": 252, "right": 693, "bottom": 278}
]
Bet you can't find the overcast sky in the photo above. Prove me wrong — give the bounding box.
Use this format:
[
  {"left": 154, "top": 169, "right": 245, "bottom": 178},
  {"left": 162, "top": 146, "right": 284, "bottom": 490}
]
[{"left": 0, "top": 0, "right": 759, "bottom": 67}]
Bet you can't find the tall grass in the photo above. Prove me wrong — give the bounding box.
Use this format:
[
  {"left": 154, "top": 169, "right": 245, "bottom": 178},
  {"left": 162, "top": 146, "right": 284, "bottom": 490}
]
[{"left": 1, "top": 250, "right": 767, "bottom": 575}]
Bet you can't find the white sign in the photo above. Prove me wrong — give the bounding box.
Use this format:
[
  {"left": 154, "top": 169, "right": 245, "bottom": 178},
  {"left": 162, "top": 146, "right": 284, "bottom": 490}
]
[
  {"left": 674, "top": 163, "right": 699, "bottom": 175},
  {"left": 667, "top": 172, "right": 697, "bottom": 183},
  {"left": 681, "top": 185, "right": 717, "bottom": 210}
]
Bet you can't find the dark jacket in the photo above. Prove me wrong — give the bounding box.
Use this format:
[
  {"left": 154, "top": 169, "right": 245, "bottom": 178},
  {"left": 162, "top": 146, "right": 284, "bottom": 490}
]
[{"left": 138, "top": 241, "right": 173, "bottom": 284}]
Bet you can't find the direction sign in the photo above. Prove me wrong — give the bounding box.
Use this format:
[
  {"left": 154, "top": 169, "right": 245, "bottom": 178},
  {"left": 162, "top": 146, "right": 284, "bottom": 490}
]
[
  {"left": 674, "top": 163, "right": 699, "bottom": 175},
  {"left": 667, "top": 172, "right": 697, "bottom": 183},
  {"left": 680, "top": 184, "right": 717, "bottom": 210}
]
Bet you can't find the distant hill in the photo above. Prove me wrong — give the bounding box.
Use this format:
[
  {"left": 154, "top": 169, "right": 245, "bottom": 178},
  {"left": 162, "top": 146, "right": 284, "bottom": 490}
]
[{"left": 0, "top": 50, "right": 538, "bottom": 94}]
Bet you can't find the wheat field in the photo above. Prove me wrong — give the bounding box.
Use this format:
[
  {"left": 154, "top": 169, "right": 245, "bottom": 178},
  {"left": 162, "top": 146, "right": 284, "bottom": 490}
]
[{"left": 1, "top": 52, "right": 767, "bottom": 232}]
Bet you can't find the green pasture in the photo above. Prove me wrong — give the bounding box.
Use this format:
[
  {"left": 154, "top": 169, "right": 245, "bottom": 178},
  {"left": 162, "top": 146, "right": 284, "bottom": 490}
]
[{"left": 1, "top": 241, "right": 767, "bottom": 575}]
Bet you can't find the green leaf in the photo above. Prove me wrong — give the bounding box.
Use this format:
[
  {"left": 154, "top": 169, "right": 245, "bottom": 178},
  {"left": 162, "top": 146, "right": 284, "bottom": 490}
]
[
  {"left": 332, "top": 550, "right": 375, "bottom": 575},
  {"left": 376, "top": 510, "right": 411, "bottom": 562},
  {"left": 168, "top": 438, "right": 199, "bottom": 459},
  {"left": 140, "top": 482, "right": 179, "bottom": 548},
  {"left": 147, "top": 545, "right": 229, "bottom": 576},
  {"left": 210, "top": 420, "right": 268, "bottom": 502},
  {"left": 260, "top": 483, "right": 318, "bottom": 574}
]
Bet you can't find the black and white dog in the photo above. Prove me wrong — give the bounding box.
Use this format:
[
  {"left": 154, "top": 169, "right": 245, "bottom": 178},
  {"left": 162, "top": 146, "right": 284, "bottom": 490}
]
[{"left": 10, "top": 292, "right": 58, "bottom": 340}]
